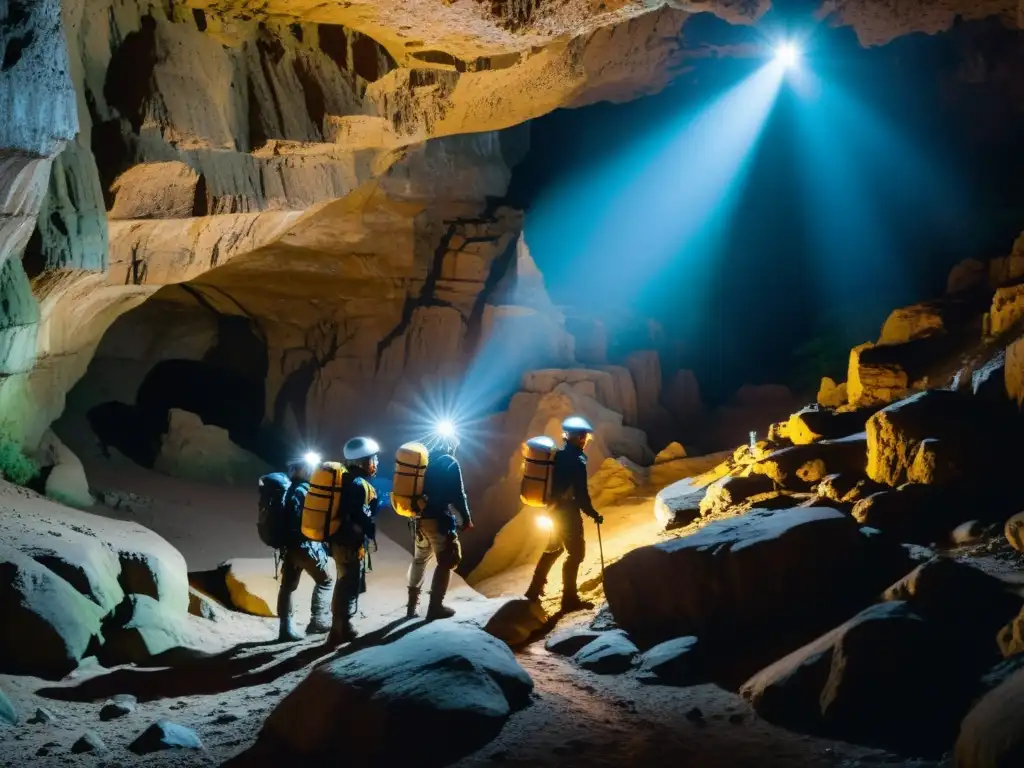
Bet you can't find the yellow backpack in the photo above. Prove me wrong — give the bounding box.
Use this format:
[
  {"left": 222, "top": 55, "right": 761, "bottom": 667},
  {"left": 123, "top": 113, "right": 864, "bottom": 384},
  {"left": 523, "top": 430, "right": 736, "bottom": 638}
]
[
  {"left": 520, "top": 436, "right": 557, "bottom": 507},
  {"left": 391, "top": 442, "right": 429, "bottom": 518},
  {"left": 301, "top": 461, "right": 347, "bottom": 542}
]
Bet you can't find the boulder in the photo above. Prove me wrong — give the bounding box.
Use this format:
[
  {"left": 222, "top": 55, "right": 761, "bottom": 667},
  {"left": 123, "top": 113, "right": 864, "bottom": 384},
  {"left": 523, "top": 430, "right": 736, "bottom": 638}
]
[
  {"left": 881, "top": 557, "right": 1022, "bottom": 643},
  {"left": 952, "top": 520, "right": 988, "bottom": 545},
  {"left": 817, "top": 377, "right": 847, "bottom": 409},
  {"left": 597, "top": 365, "right": 640, "bottom": 427},
  {"left": 72, "top": 731, "right": 107, "bottom": 754},
  {"left": 0, "top": 686, "right": 16, "bottom": 726},
  {"left": 847, "top": 342, "right": 912, "bottom": 407},
  {"left": 0, "top": 542, "right": 105, "bottom": 678},
  {"left": 653, "top": 478, "right": 705, "bottom": 531},
  {"left": 0, "top": 489, "right": 190, "bottom": 675},
  {"left": 154, "top": 409, "right": 272, "bottom": 486},
  {"left": 1006, "top": 337, "right": 1024, "bottom": 410},
  {"left": 815, "top": 473, "right": 884, "bottom": 504},
  {"left": 954, "top": 666, "right": 1024, "bottom": 768},
  {"left": 972, "top": 350, "right": 1008, "bottom": 406},
  {"left": 781, "top": 405, "right": 874, "bottom": 445},
  {"left": 99, "top": 594, "right": 196, "bottom": 666},
  {"left": 741, "top": 601, "right": 976, "bottom": 754},
  {"left": 650, "top": 448, "right": 731, "bottom": 489},
  {"left": 637, "top": 636, "right": 702, "bottom": 686},
  {"left": 748, "top": 434, "right": 866, "bottom": 489},
  {"left": 604, "top": 507, "right": 895, "bottom": 645},
  {"left": 479, "top": 598, "right": 547, "bottom": 648},
  {"left": 545, "top": 628, "right": 604, "bottom": 657},
  {"left": 262, "top": 622, "right": 533, "bottom": 764},
  {"left": 997, "top": 608, "right": 1024, "bottom": 658},
  {"left": 866, "top": 390, "right": 1007, "bottom": 488},
  {"left": 990, "top": 283, "right": 1024, "bottom": 336},
  {"left": 588, "top": 457, "right": 640, "bottom": 509},
  {"left": 37, "top": 431, "right": 92, "bottom": 509},
  {"left": 698, "top": 474, "right": 779, "bottom": 518},
  {"left": 129, "top": 721, "right": 204, "bottom": 754},
  {"left": 223, "top": 558, "right": 280, "bottom": 617},
  {"left": 1006, "top": 512, "right": 1024, "bottom": 553},
  {"left": 878, "top": 301, "right": 950, "bottom": 345},
  {"left": 100, "top": 694, "right": 138, "bottom": 722},
  {"left": 572, "top": 630, "right": 639, "bottom": 674},
  {"left": 851, "top": 485, "right": 971, "bottom": 543},
  {"left": 947, "top": 258, "right": 986, "bottom": 294}
]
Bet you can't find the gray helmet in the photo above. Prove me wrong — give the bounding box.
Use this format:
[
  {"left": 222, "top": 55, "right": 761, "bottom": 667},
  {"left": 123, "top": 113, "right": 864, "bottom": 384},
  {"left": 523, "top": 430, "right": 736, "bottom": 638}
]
[
  {"left": 561, "top": 415, "right": 594, "bottom": 435},
  {"left": 343, "top": 436, "right": 380, "bottom": 462}
]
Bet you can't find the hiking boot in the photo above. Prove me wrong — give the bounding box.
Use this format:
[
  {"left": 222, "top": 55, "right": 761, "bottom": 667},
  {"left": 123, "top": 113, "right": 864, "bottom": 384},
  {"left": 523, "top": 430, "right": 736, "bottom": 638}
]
[
  {"left": 426, "top": 603, "right": 456, "bottom": 620},
  {"left": 560, "top": 595, "right": 595, "bottom": 613},
  {"left": 406, "top": 587, "right": 421, "bottom": 619},
  {"left": 326, "top": 624, "right": 359, "bottom": 647},
  {"left": 305, "top": 617, "right": 331, "bottom": 635},
  {"left": 278, "top": 618, "right": 303, "bottom": 642}
]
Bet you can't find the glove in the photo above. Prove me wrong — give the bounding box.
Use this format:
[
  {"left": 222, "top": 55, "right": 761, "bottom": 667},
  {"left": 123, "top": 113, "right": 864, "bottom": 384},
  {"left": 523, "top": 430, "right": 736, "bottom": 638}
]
[{"left": 591, "top": 513, "right": 604, "bottom": 525}]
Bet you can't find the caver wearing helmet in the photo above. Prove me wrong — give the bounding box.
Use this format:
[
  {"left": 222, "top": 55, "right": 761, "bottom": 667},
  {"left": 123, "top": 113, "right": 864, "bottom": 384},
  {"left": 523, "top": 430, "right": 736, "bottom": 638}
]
[
  {"left": 405, "top": 421, "right": 472, "bottom": 621},
  {"left": 524, "top": 415, "right": 604, "bottom": 613},
  {"left": 325, "top": 436, "right": 381, "bottom": 646}
]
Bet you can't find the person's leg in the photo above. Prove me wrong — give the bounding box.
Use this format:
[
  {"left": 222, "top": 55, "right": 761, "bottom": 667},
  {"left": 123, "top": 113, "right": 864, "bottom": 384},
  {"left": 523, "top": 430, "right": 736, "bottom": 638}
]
[
  {"left": 560, "top": 512, "right": 592, "bottom": 611},
  {"left": 328, "top": 545, "right": 359, "bottom": 644},
  {"left": 426, "top": 521, "right": 461, "bottom": 620},
  {"left": 294, "top": 542, "right": 334, "bottom": 634},
  {"left": 525, "top": 521, "right": 565, "bottom": 601},
  {"left": 406, "top": 520, "right": 435, "bottom": 618},
  {"left": 276, "top": 550, "right": 303, "bottom": 641}
]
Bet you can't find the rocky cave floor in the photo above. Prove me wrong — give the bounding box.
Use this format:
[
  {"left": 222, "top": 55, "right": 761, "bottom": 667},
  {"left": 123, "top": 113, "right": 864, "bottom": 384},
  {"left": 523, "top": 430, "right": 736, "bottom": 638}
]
[{"left": 4, "top": 455, "right": 1017, "bottom": 768}]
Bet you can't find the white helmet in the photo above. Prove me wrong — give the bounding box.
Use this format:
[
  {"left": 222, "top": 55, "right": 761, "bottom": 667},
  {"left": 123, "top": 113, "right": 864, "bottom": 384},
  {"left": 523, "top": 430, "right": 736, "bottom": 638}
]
[{"left": 343, "top": 436, "right": 380, "bottom": 461}]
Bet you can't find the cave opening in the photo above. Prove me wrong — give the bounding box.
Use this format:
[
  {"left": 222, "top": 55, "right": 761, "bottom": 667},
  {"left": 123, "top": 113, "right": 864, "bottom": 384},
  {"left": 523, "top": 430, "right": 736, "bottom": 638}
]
[{"left": 507, "top": 10, "right": 1024, "bottom": 406}]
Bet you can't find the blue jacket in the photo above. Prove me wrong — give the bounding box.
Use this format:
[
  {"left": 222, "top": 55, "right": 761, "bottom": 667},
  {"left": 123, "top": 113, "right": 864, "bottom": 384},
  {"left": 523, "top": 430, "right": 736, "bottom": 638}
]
[
  {"left": 421, "top": 451, "right": 471, "bottom": 532},
  {"left": 550, "top": 444, "right": 599, "bottom": 519}
]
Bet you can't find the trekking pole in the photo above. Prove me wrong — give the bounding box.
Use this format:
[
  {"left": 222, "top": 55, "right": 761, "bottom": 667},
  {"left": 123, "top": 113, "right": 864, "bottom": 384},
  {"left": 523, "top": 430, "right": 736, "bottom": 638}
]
[{"left": 595, "top": 519, "right": 606, "bottom": 584}]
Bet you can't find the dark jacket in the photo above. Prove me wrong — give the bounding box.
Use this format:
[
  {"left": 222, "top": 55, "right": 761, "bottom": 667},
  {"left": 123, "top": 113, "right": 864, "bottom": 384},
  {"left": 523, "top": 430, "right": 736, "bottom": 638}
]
[
  {"left": 421, "top": 451, "right": 471, "bottom": 532},
  {"left": 550, "top": 444, "right": 599, "bottom": 520},
  {"left": 331, "top": 469, "right": 378, "bottom": 549}
]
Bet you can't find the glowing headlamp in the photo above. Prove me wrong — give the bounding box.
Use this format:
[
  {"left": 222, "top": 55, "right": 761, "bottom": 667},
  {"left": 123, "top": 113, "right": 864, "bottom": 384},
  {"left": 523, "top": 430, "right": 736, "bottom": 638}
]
[
  {"left": 774, "top": 42, "right": 800, "bottom": 68},
  {"left": 436, "top": 420, "right": 456, "bottom": 438},
  {"left": 303, "top": 451, "right": 322, "bottom": 467}
]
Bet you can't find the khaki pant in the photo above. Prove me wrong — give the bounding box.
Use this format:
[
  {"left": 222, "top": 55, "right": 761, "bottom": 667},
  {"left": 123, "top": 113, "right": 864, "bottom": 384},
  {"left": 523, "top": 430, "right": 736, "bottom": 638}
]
[
  {"left": 330, "top": 544, "right": 362, "bottom": 631},
  {"left": 407, "top": 518, "right": 461, "bottom": 596},
  {"left": 276, "top": 542, "right": 334, "bottom": 627}
]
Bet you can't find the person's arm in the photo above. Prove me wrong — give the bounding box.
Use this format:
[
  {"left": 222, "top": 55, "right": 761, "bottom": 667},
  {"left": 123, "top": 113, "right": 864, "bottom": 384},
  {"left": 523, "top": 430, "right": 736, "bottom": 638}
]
[
  {"left": 573, "top": 454, "right": 602, "bottom": 522},
  {"left": 448, "top": 459, "right": 472, "bottom": 529}
]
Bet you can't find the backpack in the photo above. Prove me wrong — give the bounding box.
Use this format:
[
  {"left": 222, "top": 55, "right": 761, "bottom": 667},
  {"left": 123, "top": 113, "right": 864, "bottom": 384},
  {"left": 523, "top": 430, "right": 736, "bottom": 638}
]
[
  {"left": 392, "top": 442, "right": 428, "bottom": 518},
  {"left": 520, "top": 436, "right": 557, "bottom": 507},
  {"left": 257, "top": 472, "right": 291, "bottom": 548},
  {"left": 301, "top": 461, "right": 348, "bottom": 542}
]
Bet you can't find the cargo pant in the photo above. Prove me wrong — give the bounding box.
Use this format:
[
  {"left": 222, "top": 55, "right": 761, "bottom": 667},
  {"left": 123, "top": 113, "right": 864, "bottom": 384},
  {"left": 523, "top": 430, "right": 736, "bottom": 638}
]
[
  {"left": 407, "top": 517, "right": 462, "bottom": 597},
  {"left": 526, "top": 507, "right": 585, "bottom": 601},
  {"left": 277, "top": 542, "right": 333, "bottom": 629},
  {"left": 330, "top": 543, "right": 363, "bottom": 631}
]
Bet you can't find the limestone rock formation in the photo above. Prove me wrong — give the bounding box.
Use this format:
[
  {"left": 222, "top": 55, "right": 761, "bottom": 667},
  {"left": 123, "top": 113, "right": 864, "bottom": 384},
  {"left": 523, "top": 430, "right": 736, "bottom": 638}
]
[
  {"left": 604, "top": 506, "right": 906, "bottom": 646},
  {"left": 572, "top": 630, "right": 639, "bottom": 674},
  {"left": 154, "top": 409, "right": 273, "bottom": 486},
  {"left": 816, "top": 376, "right": 847, "bottom": 408},
  {"left": 262, "top": 622, "right": 533, "bottom": 763},
  {"left": 637, "top": 635, "right": 703, "bottom": 686},
  {"left": 0, "top": 482, "right": 190, "bottom": 677},
  {"left": 740, "top": 601, "right": 977, "bottom": 754},
  {"left": 36, "top": 429, "right": 92, "bottom": 508},
  {"left": 955, "top": 666, "right": 1024, "bottom": 768}
]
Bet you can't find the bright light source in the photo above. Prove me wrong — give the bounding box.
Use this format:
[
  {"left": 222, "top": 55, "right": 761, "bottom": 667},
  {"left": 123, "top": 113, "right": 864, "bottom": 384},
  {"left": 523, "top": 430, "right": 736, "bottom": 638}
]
[
  {"left": 436, "top": 420, "right": 456, "bottom": 438},
  {"left": 303, "top": 451, "right": 321, "bottom": 467},
  {"left": 536, "top": 515, "right": 553, "bottom": 532},
  {"left": 775, "top": 43, "right": 800, "bottom": 68}
]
